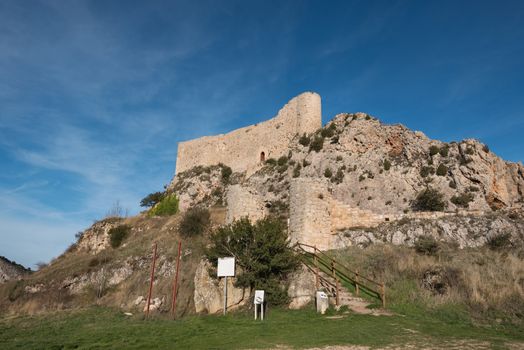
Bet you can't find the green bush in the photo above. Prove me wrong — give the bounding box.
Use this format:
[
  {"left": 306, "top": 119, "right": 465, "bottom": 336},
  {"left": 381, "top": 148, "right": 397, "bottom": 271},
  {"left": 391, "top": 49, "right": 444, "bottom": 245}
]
[
  {"left": 298, "top": 133, "right": 310, "bottom": 146},
  {"left": 331, "top": 168, "right": 344, "bottom": 184},
  {"left": 486, "top": 233, "right": 512, "bottom": 250},
  {"left": 420, "top": 166, "right": 435, "bottom": 178},
  {"left": 429, "top": 145, "right": 440, "bottom": 156},
  {"left": 465, "top": 147, "right": 475, "bottom": 155},
  {"left": 450, "top": 193, "right": 474, "bottom": 208},
  {"left": 414, "top": 235, "right": 440, "bottom": 255},
  {"left": 383, "top": 159, "right": 391, "bottom": 171},
  {"left": 277, "top": 156, "right": 288, "bottom": 166},
  {"left": 108, "top": 225, "right": 130, "bottom": 248},
  {"left": 140, "top": 192, "right": 165, "bottom": 208},
  {"left": 309, "top": 136, "right": 324, "bottom": 152},
  {"left": 266, "top": 158, "right": 277, "bottom": 166},
  {"left": 413, "top": 188, "right": 448, "bottom": 212},
  {"left": 436, "top": 164, "right": 448, "bottom": 176},
  {"left": 482, "top": 144, "right": 490, "bottom": 153},
  {"left": 324, "top": 168, "right": 333, "bottom": 178},
  {"left": 205, "top": 217, "right": 298, "bottom": 306},
  {"left": 293, "top": 164, "right": 301, "bottom": 178},
  {"left": 220, "top": 165, "right": 232, "bottom": 184},
  {"left": 180, "top": 208, "right": 211, "bottom": 237},
  {"left": 320, "top": 126, "right": 335, "bottom": 138},
  {"left": 336, "top": 155, "right": 343, "bottom": 162},
  {"left": 149, "top": 193, "right": 179, "bottom": 216},
  {"left": 439, "top": 145, "right": 449, "bottom": 157}
]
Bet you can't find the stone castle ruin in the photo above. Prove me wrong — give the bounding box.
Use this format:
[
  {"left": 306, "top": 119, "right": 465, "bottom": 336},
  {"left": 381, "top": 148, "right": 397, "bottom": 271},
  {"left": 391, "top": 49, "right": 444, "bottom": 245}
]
[
  {"left": 175, "top": 92, "right": 321, "bottom": 175},
  {"left": 173, "top": 92, "right": 524, "bottom": 251}
]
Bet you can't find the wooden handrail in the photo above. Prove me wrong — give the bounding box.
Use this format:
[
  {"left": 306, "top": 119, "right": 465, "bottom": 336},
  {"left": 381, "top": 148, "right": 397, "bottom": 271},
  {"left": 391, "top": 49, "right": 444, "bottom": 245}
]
[{"left": 295, "top": 242, "right": 386, "bottom": 307}]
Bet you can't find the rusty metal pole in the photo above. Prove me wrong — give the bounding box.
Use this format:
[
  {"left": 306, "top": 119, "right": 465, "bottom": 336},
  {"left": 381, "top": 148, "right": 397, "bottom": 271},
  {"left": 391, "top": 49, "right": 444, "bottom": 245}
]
[
  {"left": 314, "top": 246, "right": 319, "bottom": 290},
  {"left": 355, "top": 270, "right": 360, "bottom": 297},
  {"left": 171, "top": 241, "right": 182, "bottom": 318},
  {"left": 145, "top": 242, "right": 158, "bottom": 319},
  {"left": 381, "top": 282, "right": 386, "bottom": 308}
]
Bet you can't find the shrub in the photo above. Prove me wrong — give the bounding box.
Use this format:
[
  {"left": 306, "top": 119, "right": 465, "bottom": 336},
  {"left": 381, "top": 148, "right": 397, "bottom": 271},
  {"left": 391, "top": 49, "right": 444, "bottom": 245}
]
[
  {"left": 324, "top": 168, "right": 333, "bottom": 178},
  {"left": 265, "top": 158, "right": 277, "bottom": 166},
  {"left": 450, "top": 193, "right": 474, "bottom": 208},
  {"left": 359, "top": 174, "right": 366, "bottom": 182},
  {"left": 277, "top": 156, "right": 288, "bottom": 166},
  {"left": 298, "top": 133, "right": 310, "bottom": 146},
  {"left": 302, "top": 159, "right": 311, "bottom": 167},
  {"left": 449, "top": 181, "right": 457, "bottom": 189},
  {"left": 331, "top": 168, "right": 344, "bottom": 184},
  {"left": 140, "top": 192, "right": 165, "bottom": 208},
  {"left": 429, "top": 145, "right": 440, "bottom": 156},
  {"left": 205, "top": 217, "right": 298, "bottom": 305},
  {"left": 414, "top": 235, "right": 440, "bottom": 256},
  {"left": 108, "top": 225, "right": 130, "bottom": 248},
  {"left": 383, "top": 159, "right": 391, "bottom": 171},
  {"left": 420, "top": 166, "right": 435, "bottom": 178},
  {"left": 439, "top": 145, "right": 449, "bottom": 157},
  {"left": 321, "top": 127, "right": 334, "bottom": 138},
  {"left": 180, "top": 208, "right": 211, "bottom": 237},
  {"left": 436, "top": 164, "right": 448, "bottom": 176},
  {"left": 293, "top": 164, "right": 301, "bottom": 178},
  {"left": 220, "top": 165, "right": 232, "bottom": 184},
  {"left": 309, "top": 136, "right": 324, "bottom": 152},
  {"left": 483, "top": 144, "right": 490, "bottom": 153},
  {"left": 149, "top": 193, "right": 179, "bottom": 216},
  {"left": 336, "top": 155, "right": 343, "bottom": 162},
  {"left": 413, "top": 188, "right": 447, "bottom": 212},
  {"left": 465, "top": 147, "right": 475, "bottom": 155},
  {"left": 277, "top": 164, "right": 288, "bottom": 173},
  {"left": 365, "top": 115, "right": 371, "bottom": 120},
  {"left": 468, "top": 186, "right": 479, "bottom": 192},
  {"left": 486, "top": 233, "right": 512, "bottom": 250}
]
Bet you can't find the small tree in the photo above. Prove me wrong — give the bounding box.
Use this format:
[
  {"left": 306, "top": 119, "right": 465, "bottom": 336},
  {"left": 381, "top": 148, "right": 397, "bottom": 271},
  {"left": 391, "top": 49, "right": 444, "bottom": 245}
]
[
  {"left": 298, "top": 133, "right": 310, "bottom": 146},
  {"left": 436, "top": 164, "right": 448, "bottom": 176},
  {"left": 413, "top": 188, "right": 447, "bottom": 212},
  {"left": 205, "top": 217, "right": 298, "bottom": 305},
  {"left": 179, "top": 208, "right": 211, "bottom": 237},
  {"left": 324, "top": 168, "right": 333, "bottom": 178},
  {"left": 108, "top": 225, "right": 130, "bottom": 248},
  {"left": 220, "top": 165, "right": 233, "bottom": 184},
  {"left": 309, "top": 136, "right": 324, "bottom": 152},
  {"left": 140, "top": 192, "right": 165, "bottom": 208},
  {"left": 149, "top": 193, "right": 179, "bottom": 216},
  {"left": 429, "top": 145, "right": 440, "bottom": 156},
  {"left": 383, "top": 159, "right": 391, "bottom": 171}
]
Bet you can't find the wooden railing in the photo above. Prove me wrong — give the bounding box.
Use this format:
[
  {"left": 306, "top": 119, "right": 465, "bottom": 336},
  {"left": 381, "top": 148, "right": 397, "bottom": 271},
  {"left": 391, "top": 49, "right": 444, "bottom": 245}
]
[{"left": 295, "top": 242, "right": 386, "bottom": 308}]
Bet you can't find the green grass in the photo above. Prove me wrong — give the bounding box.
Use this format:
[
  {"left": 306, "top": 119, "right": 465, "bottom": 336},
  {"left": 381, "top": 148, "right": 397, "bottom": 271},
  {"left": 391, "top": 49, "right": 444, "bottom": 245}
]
[{"left": 1, "top": 306, "right": 523, "bottom": 349}]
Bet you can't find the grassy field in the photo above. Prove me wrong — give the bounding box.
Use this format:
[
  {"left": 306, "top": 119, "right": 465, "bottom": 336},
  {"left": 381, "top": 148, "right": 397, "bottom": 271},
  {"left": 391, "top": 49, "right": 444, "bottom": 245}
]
[{"left": 1, "top": 305, "right": 523, "bottom": 349}]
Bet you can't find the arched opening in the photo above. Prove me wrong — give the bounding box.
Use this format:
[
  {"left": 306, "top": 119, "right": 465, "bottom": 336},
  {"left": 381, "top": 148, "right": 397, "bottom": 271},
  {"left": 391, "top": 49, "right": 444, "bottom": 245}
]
[{"left": 260, "top": 151, "right": 266, "bottom": 162}]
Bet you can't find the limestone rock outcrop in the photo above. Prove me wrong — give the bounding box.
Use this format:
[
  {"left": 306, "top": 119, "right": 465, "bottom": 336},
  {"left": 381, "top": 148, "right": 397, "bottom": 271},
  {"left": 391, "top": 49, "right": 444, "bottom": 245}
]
[
  {"left": 193, "top": 260, "right": 247, "bottom": 314},
  {"left": 0, "top": 256, "right": 30, "bottom": 284}
]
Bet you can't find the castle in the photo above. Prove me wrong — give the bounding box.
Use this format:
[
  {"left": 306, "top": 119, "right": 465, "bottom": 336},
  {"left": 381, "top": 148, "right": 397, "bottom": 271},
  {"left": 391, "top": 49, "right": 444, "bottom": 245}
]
[
  {"left": 173, "top": 92, "right": 523, "bottom": 251},
  {"left": 175, "top": 92, "right": 321, "bottom": 175}
]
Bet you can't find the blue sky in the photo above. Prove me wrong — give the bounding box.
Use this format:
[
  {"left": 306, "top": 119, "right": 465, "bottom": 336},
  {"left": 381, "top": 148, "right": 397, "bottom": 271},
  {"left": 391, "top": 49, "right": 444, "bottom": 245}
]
[{"left": 1, "top": 0, "right": 523, "bottom": 268}]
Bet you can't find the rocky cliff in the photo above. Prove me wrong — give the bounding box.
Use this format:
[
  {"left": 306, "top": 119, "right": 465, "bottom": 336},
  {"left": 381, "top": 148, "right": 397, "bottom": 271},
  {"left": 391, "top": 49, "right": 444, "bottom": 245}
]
[{"left": 0, "top": 257, "right": 30, "bottom": 284}]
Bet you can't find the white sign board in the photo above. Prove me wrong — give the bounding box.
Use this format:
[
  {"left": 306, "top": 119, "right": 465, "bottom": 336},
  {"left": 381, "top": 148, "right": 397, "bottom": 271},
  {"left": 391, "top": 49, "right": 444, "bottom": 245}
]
[
  {"left": 254, "top": 290, "right": 265, "bottom": 305},
  {"left": 217, "top": 257, "right": 235, "bottom": 277}
]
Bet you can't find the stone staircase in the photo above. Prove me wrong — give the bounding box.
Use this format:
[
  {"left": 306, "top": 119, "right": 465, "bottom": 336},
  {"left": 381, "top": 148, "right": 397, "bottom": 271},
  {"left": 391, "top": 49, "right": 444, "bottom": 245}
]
[{"left": 318, "top": 269, "right": 391, "bottom": 316}]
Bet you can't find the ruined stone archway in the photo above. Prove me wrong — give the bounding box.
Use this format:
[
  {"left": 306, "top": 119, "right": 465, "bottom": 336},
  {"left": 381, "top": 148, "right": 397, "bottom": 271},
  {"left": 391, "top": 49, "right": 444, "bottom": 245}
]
[{"left": 260, "top": 151, "right": 266, "bottom": 162}]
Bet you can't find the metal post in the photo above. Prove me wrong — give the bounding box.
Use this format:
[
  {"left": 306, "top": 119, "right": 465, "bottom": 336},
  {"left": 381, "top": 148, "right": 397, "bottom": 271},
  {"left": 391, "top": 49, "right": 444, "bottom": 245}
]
[
  {"left": 355, "top": 270, "right": 360, "bottom": 297},
  {"left": 223, "top": 276, "right": 228, "bottom": 315},
  {"left": 381, "top": 282, "right": 386, "bottom": 308},
  {"left": 261, "top": 303, "right": 264, "bottom": 321},
  {"left": 146, "top": 242, "right": 158, "bottom": 319},
  {"left": 314, "top": 246, "right": 319, "bottom": 290},
  {"left": 171, "top": 241, "right": 182, "bottom": 318},
  {"left": 255, "top": 303, "right": 257, "bottom": 320}
]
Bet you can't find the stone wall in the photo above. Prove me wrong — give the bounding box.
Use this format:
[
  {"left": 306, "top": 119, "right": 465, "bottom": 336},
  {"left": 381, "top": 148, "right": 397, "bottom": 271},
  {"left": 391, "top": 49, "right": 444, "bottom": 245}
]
[
  {"left": 175, "top": 92, "right": 321, "bottom": 175},
  {"left": 226, "top": 185, "right": 267, "bottom": 224},
  {"left": 289, "top": 178, "right": 486, "bottom": 250}
]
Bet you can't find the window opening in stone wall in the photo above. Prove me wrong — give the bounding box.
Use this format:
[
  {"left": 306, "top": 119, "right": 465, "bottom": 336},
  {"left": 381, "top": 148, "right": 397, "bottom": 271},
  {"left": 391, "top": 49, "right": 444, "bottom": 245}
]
[{"left": 260, "top": 152, "right": 265, "bottom": 162}]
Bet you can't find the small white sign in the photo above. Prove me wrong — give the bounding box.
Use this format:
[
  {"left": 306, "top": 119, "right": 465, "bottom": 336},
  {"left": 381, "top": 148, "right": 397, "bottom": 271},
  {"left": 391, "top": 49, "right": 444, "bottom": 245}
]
[
  {"left": 217, "top": 257, "right": 235, "bottom": 277},
  {"left": 254, "top": 290, "right": 265, "bottom": 305}
]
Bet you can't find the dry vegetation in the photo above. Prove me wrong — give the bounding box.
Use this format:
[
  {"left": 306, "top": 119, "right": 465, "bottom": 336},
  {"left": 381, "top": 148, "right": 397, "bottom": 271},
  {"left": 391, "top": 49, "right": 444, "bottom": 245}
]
[{"left": 332, "top": 243, "right": 524, "bottom": 325}]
